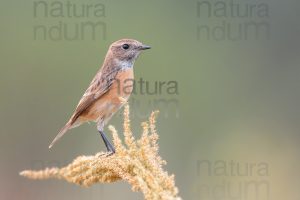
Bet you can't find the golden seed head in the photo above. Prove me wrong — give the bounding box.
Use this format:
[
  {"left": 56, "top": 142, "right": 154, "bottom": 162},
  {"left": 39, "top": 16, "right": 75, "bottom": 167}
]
[{"left": 20, "top": 105, "right": 180, "bottom": 200}]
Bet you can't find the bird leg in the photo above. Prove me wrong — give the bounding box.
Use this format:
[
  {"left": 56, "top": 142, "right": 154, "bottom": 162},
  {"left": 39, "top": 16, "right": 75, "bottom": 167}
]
[{"left": 99, "top": 130, "right": 115, "bottom": 154}]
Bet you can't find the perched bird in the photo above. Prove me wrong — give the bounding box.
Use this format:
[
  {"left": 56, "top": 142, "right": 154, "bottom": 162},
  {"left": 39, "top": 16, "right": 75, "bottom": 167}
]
[{"left": 49, "top": 39, "right": 151, "bottom": 153}]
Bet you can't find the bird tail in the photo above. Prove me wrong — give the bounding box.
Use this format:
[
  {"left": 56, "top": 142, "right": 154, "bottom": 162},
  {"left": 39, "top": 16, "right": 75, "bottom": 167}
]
[{"left": 49, "top": 121, "right": 72, "bottom": 149}]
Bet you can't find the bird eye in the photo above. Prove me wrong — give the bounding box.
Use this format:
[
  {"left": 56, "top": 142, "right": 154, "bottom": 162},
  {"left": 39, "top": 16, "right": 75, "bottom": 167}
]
[{"left": 122, "top": 44, "right": 130, "bottom": 50}]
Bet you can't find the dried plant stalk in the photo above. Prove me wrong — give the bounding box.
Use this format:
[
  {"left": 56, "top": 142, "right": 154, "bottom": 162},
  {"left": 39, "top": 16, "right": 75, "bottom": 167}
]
[{"left": 20, "top": 105, "right": 181, "bottom": 200}]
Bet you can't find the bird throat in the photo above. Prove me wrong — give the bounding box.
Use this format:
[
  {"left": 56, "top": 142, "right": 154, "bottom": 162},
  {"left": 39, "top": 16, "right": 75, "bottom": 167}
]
[{"left": 115, "top": 59, "right": 134, "bottom": 70}]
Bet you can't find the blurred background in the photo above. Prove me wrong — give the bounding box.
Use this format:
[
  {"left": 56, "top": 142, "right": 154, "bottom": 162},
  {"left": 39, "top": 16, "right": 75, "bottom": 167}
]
[{"left": 1, "top": 0, "right": 300, "bottom": 199}]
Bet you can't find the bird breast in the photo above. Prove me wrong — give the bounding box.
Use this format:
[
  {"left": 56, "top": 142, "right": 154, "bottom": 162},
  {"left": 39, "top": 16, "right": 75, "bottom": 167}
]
[{"left": 111, "top": 68, "right": 134, "bottom": 100}]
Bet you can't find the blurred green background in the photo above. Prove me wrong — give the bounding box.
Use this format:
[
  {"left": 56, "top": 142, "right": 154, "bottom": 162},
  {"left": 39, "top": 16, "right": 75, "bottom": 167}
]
[{"left": 1, "top": 0, "right": 300, "bottom": 199}]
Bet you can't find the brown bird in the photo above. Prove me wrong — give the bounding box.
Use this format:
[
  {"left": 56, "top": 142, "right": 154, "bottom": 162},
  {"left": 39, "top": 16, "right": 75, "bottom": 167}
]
[{"left": 49, "top": 39, "right": 151, "bottom": 153}]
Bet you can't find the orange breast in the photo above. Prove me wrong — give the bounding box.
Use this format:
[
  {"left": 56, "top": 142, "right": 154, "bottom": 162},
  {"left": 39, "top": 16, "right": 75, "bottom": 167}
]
[{"left": 110, "top": 68, "right": 134, "bottom": 101}]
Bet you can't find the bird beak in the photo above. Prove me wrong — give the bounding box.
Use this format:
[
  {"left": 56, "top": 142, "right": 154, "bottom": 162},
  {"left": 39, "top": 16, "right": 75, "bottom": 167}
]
[{"left": 140, "top": 45, "right": 151, "bottom": 50}]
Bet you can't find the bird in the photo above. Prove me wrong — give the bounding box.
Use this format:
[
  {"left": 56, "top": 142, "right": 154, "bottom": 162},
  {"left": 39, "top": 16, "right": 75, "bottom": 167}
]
[{"left": 49, "top": 39, "right": 151, "bottom": 153}]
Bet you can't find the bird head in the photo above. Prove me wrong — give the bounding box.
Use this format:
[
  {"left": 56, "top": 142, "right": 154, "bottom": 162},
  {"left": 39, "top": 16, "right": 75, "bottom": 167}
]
[{"left": 109, "top": 39, "right": 151, "bottom": 63}]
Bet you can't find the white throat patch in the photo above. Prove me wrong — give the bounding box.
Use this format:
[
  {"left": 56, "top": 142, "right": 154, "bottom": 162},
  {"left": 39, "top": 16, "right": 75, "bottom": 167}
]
[{"left": 115, "top": 59, "right": 134, "bottom": 70}]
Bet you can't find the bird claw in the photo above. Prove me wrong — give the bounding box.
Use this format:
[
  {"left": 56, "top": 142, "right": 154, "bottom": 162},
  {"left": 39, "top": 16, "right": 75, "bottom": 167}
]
[{"left": 105, "top": 151, "right": 115, "bottom": 157}]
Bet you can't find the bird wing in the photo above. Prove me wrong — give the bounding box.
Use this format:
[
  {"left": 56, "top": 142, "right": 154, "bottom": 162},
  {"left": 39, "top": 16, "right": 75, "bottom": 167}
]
[{"left": 70, "top": 67, "right": 119, "bottom": 123}]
